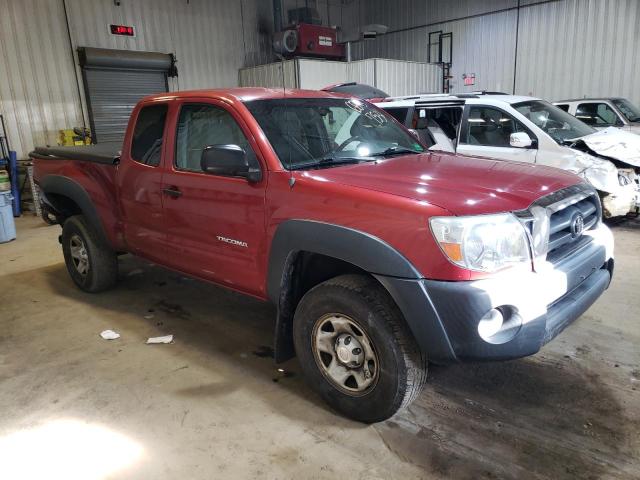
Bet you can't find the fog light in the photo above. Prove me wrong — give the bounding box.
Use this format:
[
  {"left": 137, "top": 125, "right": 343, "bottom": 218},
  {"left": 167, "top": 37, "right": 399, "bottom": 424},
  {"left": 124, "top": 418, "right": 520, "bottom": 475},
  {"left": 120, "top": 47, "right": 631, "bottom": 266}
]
[
  {"left": 478, "top": 308, "right": 504, "bottom": 340},
  {"left": 477, "top": 305, "right": 523, "bottom": 344}
]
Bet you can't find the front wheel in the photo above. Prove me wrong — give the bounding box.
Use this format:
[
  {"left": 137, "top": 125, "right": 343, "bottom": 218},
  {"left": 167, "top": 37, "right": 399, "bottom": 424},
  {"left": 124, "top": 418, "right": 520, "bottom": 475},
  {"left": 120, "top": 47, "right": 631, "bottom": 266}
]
[
  {"left": 61, "top": 215, "right": 118, "bottom": 292},
  {"left": 293, "top": 274, "right": 427, "bottom": 423}
]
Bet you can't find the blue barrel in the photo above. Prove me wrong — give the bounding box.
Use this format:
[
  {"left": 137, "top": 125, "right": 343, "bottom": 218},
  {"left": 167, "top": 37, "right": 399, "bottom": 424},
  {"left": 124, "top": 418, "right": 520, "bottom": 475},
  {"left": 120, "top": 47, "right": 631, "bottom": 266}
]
[{"left": 0, "top": 191, "right": 16, "bottom": 243}]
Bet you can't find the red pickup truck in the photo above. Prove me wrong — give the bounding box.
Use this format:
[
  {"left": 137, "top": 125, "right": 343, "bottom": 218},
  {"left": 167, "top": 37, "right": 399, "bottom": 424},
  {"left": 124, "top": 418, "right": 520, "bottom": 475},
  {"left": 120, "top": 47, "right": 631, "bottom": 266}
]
[{"left": 32, "top": 88, "right": 614, "bottom": 422}]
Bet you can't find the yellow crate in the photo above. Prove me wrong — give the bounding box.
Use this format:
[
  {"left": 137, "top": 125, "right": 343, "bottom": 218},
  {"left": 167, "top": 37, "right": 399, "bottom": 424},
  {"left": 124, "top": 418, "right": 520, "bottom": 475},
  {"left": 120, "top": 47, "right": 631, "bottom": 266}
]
[{"left": 58, "top": 129, "right": 91, "bottom": 146}]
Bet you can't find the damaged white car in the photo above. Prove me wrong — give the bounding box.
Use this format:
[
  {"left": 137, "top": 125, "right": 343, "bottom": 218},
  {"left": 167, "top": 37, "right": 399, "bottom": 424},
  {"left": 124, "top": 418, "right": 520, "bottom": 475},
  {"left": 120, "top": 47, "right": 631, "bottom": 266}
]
[
  {"left": 375, "top": 93, "right": 639, "bottom": 217},
  {"left": 553, "top": 97, "right": 640, "bottom": 135}
]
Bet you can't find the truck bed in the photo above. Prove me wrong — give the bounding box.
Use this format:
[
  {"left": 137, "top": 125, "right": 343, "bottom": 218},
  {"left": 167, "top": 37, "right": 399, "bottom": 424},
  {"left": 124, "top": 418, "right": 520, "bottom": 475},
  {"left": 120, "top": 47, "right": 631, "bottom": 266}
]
[{"left": 30, "top": 142, "right": 121, "bottom": 165}]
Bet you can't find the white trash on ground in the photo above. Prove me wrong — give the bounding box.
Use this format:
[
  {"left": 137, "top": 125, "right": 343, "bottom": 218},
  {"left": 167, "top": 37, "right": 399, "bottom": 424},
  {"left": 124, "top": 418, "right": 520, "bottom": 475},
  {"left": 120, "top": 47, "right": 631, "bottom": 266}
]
[
  {"left": 146, "top": 335, "right": 173, "bottom": 344},
  {"left": 100, "top": 330, "right": 120, "bottom": 340}
]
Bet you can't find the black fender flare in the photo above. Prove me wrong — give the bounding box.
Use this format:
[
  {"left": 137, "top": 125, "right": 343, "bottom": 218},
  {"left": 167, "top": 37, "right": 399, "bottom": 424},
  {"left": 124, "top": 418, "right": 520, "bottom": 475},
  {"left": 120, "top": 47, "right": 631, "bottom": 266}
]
[
  {"left": 267, "top": 220, "right": 421, "bottom": 302},
  {"left": 267, "top": 220, "right": 456, "bottom": 363},
  {"left": 39, "top": 175, "right": 109, "bottom": 245}
]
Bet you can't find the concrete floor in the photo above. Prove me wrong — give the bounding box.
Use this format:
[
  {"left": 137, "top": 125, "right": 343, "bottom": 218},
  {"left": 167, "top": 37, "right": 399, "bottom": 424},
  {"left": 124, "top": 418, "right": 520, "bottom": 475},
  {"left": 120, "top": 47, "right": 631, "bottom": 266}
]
[{"left": 1, "top": 215, "right": 639, "bottom": 480}]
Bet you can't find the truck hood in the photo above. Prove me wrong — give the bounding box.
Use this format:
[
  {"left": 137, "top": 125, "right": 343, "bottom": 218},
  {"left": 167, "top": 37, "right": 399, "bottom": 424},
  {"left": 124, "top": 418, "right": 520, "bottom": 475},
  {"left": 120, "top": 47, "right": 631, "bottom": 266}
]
[
  {"left": 302, "top": 152, "right": 581, "bottom": 215},
  {"left": 576, "top": 127, "right": 640, "bottom": 167}
]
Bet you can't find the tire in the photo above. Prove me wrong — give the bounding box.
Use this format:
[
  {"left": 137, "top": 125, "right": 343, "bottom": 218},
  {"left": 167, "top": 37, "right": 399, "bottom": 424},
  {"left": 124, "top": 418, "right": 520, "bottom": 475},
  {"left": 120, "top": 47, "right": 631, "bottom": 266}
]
[
  {"left": 61, "top": 215, "right": 118, "bottom": 292},
  {"left": 293, "top": 274, "right": 427, "bottom": 423}
]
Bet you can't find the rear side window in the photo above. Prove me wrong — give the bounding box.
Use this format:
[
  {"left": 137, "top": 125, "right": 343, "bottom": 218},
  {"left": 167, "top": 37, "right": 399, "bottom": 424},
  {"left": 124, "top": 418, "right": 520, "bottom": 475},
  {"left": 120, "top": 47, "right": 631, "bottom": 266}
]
[
  {"left": 555, "top": 104, "right": 570, "bottom": 112},
  {"left": 131, "top": 104, "right": 168, "bottom": 166},
  {"left": 576, "top": 102, "right": 619, "bottom": 126}
]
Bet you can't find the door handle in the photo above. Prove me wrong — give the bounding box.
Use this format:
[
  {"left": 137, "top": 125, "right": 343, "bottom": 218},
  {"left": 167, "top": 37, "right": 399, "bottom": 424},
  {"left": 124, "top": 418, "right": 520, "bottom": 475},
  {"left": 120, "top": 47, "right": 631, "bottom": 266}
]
[{"left": 162, "top": 186, "right": 182, "bottom": 198}]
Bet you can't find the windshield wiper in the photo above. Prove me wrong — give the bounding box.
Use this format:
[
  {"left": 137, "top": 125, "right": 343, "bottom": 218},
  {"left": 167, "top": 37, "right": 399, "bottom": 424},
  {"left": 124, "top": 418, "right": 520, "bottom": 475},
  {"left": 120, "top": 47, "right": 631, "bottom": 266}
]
[
  {"left": 294, "top": 155, "right": 369, "bottom": 170},
  {"left": 369, "top": 146, "right": 423, "bottom": 157}
]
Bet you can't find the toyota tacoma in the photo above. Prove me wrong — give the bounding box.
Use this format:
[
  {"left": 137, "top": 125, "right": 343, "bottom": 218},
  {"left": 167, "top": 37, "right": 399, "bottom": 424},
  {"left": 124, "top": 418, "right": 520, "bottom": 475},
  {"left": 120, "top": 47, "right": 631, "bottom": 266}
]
[{"left": 31, "top": 88, "right": 614, "bottom": 423}]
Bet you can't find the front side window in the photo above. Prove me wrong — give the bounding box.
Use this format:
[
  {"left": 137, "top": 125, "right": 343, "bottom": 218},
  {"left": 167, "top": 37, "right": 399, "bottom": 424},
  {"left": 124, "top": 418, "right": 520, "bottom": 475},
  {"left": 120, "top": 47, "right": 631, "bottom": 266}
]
[
  {"left": 513, "top": 100, "right": 595, "bottom": 144},
  {"left": 175, "top": 104, "right": 256, "bottom": 172},
  {"left": 576, "top": 102, "right": 619, "bottom": 126},
  {"left": 555, "top": 104, "right": 570, "bottom": 112},
  {"left": 131, "top": 104, "right": 168, "bottom": 166},
  {"left": 244, "top": 98, "right": 424, "bottom": 170},
  {"left": 611, "top": 98, "right": 640, "bottom": 122},
  {"left": 463, "top": 106, "right": 529, "bottom": 147}
]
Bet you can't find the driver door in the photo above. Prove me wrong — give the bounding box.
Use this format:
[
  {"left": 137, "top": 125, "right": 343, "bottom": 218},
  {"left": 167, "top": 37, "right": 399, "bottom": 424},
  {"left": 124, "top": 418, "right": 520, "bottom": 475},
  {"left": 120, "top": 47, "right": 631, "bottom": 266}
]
[
  {"left": 457, "top": 105, "right": 538, "bottom": 163},
  {"left": 160, "top": 100, "right": 267, "bottom": 296}
]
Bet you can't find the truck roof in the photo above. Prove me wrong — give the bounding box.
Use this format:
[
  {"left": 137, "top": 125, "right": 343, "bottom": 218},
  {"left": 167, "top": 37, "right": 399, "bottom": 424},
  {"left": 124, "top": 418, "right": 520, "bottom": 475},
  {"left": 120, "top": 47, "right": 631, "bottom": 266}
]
[{"left": 141, "top": 87, "right": 346, "bottom": 103}]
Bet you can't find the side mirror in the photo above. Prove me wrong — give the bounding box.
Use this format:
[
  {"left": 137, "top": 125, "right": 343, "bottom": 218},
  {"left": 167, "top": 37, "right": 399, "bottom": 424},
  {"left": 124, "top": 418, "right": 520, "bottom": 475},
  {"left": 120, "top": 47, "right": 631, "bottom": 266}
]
[
  {"left": 408, "top": 128, "right": 421, "bottom": 140},
  {"left": 201, "top": 144, "right": 262, "bottom": 183},
  {"left": 510, "top": 132, "right": 533, "bottom": 148}
]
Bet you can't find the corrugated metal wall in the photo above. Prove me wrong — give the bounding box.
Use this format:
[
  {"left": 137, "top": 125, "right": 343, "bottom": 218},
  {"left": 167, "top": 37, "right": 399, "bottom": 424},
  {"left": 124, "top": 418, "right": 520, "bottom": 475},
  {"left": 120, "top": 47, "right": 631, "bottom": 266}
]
[
  {"left": 0, "top": 0, "right": 84, "bottom": 161},
  {"left": 515, "top": 0, "right": 640, "bottom": 103},
  {"left": 239, "top": 58, "right": 441, "bottom": 96},
  {"left": 238, "top": 60, "right": 298, "bottom": 89},
  {"left": 0, "top": 0, "right": 274, "bottom": 159},
  {"left": 374, "top": 59, "right": 441, "bottom": 96},
  {"left": 353, "top": 0, "right": 640, "bottom": 104},
  {"left": 4, "top": 0, "right": 639, "bottom": 158}
]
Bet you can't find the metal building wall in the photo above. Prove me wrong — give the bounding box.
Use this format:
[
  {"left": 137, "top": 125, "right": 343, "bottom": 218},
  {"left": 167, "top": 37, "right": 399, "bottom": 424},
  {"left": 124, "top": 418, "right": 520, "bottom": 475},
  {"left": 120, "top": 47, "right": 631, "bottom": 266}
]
[
  {"left": 239, "top": 58, "right": 440, "bottom": 96},
  {"left": 374, "top": 59, "right": 441, "bottom": 96},
  {"left": 353, "top": 0, "right": 640, "bottom": 104},
  {"left": 0, "top": 0, "right": 273, "bottom": 159},
  {"left": 0, "top": 0, "right": 84, "bottom": 161},
  {"left": 238, "top": 60, "right": 298, "bottom": 89},
  {"left": 515, "top": 0, "right": 640, "bottom": 104},
  {"left": 297, "top": 59, "right": 349, "bottom": 90},
  {"left": 421, "top": 10, "right": 518, "bottom": 94}
]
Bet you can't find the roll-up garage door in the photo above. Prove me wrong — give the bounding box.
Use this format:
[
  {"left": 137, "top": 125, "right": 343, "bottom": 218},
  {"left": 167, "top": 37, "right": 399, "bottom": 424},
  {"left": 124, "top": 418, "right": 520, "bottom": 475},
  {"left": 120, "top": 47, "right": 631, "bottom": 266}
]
[{"left": 78, "top": 47, "right": 172, "bottom": 144}]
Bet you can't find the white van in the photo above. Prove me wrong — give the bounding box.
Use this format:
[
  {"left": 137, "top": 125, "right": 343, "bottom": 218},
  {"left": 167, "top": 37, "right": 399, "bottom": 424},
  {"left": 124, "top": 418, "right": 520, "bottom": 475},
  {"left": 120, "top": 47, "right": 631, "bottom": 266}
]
[{"left": 375, "top": 93, "right": 639, "bottom": 217}]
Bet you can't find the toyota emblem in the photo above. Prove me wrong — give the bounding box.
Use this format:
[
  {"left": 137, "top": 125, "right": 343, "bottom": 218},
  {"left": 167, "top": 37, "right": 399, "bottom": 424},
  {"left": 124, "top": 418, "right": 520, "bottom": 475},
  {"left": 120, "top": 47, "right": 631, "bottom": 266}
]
[{"left": 571, "top": 213, "right": 585, "bottom": 238}]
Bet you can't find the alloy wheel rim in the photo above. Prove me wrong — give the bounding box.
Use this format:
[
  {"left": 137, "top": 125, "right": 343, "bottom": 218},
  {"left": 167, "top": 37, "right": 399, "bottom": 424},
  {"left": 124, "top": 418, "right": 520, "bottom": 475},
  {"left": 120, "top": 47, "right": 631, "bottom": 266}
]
[
  {"left": 312, "top": 313, "right": 379, "bottom": 396},
  {"left": 69, "top": 234, "right": 89, "bottom": 276}
]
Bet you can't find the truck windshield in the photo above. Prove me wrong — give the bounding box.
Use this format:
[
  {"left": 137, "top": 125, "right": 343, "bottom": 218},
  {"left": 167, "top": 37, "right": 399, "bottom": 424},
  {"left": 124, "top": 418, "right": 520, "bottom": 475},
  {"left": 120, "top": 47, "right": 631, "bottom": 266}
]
[
  {"left": 513, "top": 100, "right": 595, "bottom": 144},
  {"left": 244, "top": 98, "right": 425, "bottom": 170},
  {"left": 611, "top": 98, "right": 640, "bottom": 122}
]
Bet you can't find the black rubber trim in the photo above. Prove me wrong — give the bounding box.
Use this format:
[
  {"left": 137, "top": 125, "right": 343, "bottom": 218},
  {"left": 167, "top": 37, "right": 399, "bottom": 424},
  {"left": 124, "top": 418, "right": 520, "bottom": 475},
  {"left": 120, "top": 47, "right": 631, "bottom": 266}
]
[
  {"left": 423, "top": 251, "right": 610, "bottom": 362},
  {"left": 30, "top": 143, "right": 121, "bottom": 165},
  {"left": 374, "top": 274, "right": 457, "bottom": 363},
  {"left": 39, "top": 175, "right": 110, "bottom": 246},
  {"left": 266, "top": 220, "right": 421, "bottom": 303},
  {"left": 542, "top": 268, "right": 610, "bottom": 344}
]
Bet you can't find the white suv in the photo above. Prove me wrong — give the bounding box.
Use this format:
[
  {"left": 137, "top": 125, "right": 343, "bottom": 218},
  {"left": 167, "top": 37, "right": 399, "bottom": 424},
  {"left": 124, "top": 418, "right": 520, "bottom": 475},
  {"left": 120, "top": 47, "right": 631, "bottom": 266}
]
[
  {"left": 553, "top": 97, "right": 640, "bottom": 135},
  {"left": 375, "top": 93, "right": 640, "bottom": 217}
]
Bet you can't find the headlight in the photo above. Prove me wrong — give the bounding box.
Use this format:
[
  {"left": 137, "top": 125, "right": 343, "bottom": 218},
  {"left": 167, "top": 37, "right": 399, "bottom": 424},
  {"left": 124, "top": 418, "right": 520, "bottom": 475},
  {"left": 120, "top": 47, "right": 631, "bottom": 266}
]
[{"left": 429, "top": 213, "right": 531, "bottom": 272}]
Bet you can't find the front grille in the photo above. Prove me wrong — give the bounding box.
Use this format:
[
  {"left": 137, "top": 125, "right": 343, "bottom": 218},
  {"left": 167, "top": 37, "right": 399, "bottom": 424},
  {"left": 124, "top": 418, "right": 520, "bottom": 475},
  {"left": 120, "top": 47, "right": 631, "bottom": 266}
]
[
  {"left": 517, "top": 184, "right": 601, "bottom": 265},
  {"left": 547, "top": 195, "right": 599, "bottom": 254}
]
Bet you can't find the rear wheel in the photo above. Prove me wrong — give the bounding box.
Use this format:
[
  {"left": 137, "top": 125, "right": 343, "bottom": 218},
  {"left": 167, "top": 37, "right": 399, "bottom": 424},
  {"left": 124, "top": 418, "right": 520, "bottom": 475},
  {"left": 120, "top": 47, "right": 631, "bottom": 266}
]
[
  {"left": 293, "top": 274, "right": 427, "bottom": 423},
  {"left": 61, "top": 215, "right": 118, "bottom": 292}
]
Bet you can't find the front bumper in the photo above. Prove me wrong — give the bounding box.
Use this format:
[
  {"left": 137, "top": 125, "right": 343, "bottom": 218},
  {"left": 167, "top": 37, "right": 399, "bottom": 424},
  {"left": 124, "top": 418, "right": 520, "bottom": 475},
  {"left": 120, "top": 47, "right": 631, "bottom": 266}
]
[{"left": 376, "top": 224, "right": 614, "bottom": 363}]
